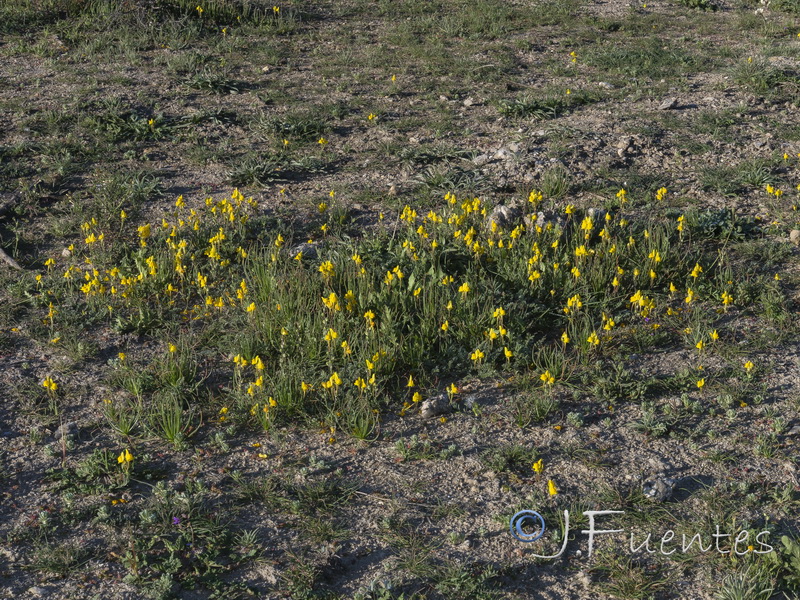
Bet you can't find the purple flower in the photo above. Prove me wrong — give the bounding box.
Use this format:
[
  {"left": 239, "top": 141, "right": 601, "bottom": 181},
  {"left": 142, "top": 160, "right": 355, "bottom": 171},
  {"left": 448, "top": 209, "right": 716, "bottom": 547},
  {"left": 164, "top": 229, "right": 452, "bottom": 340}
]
[{"left": 172, "top": 517, "right": 181, "bottom": 525}]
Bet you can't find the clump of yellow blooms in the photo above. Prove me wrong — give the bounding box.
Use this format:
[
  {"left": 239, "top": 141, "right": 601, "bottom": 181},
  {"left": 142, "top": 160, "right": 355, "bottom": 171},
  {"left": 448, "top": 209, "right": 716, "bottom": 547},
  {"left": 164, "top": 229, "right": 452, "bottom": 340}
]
[{"left": 36, "top": 183, "right": 772, "bottom": 436}]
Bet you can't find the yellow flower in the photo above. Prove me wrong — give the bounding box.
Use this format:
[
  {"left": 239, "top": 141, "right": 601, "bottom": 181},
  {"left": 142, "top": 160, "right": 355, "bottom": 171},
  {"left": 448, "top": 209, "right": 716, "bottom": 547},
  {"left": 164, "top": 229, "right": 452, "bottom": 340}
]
[
  {"left": 696, "top": 378, "right": 705, "bottom": 389},
  {"left": 547, "top": 479, "right": 558, "bottom": 496},
  {"left": 458, "top": 282, "right": 470, "bottom": 295},
  {"left": 322, "top": 292, "right": 340, "bottom": 311},
  {"left": 540, "top": 370, "right": 555, "bottom": 385},
  {"left": 493, "top": 307, "right": 506, "bottom": 318},
  {"left": 407, "top": 374, "right": 415, "bottom": 387},
  {"left": 118, "top": 352, "right": 126, "bottom": 361},
  {"left": 587, "top": 331, "right": 600, "bottom": 346},
  {"left": 504, "top": 347, "right": 513, "bottom": 360},
  {"left": 721, "top": 291, "right": 733, "bottom": 306},
  {"left": 441, "top": 321, "right": 449, "bottom": 331},
  {"left": 42, "top": 376, "right": 58, "bottom": 392},
  {"left": 470, "top": 348, "right": 485, "bottom": 363},
  {"left": 695, "top": 341, "right": 704, "bottom": 351},
  {"left": 744, "top": 361, "right": 754, "bottom": 372},
  {"left": 168, "top": 343, "right": 177, "bottom": 353},
  {"left": 532, "top": 459, "right": 543, "bottom": 473},
  {"left": 690, "top": 263, "right": 703, "bottom": 278},
  {"left": 324, "top": 328, "right": 338, "bottom": 342},
  {"left": 412, "top": 391, "right": 422, "bottom": 403},
  {"left": 710, "top": 330, "right": 719, "bottom": 341},
  {"left": 319, "top": 260, "right": 335, "bottom": 278},
  {"left": 137, "top": 223, "right": 151, "bottom": 246},
  {"left": 117, "top": 448, "right": 133, "bottom": 465},
  {"left": 561, "top": 331, "right": 570, "bottom": 344}
]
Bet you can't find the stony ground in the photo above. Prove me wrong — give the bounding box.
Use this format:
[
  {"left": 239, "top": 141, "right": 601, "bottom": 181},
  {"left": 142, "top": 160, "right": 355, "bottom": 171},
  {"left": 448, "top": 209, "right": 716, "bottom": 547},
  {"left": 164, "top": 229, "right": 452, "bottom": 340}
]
[{"left": 2, "top": 1, "right": 800, "bottom": 599}]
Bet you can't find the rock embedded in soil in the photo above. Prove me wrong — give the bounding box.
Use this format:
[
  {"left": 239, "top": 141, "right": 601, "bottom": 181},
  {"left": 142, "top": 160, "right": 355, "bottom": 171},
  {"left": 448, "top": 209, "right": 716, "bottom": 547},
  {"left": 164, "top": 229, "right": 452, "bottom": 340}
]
[
  {"left": 790, "top": 230, "right": 800, "bottom": 246},
  {"left": 658, "top": 97, "right": 678, "bottom": 110},
  {"left": 485, "top": 203, "right": 522, "bottom": 230},
  {"left": 642, "top": 476, "right": 677, "bottom": 502},
  {"left": 289, "top": 241, "right": 320, "bottom": 260},
  {"left": 419, "top": 393, "right": 449, "bottom": 419},
  {"left": 54, "top": 421, "right": 78, "bottom": 440}
]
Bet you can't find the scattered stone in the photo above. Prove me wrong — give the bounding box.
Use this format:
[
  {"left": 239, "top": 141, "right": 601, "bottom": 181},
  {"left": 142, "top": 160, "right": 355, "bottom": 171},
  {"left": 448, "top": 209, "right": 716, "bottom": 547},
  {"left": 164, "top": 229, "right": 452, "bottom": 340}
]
[
  {"left": 472, "top": 154, "right": 490, "bottom": 167},
  {"left": 27, "top": 587, "right": 48, "bottom": 598},
  {"left": 658, "top": 97, "right": 678, "bottom": 110},
  {"left": 616, "top": 136, "right": 634, "bottom": 157},
  {"left": 419, "top": 393, "right": 449, "bottom": 419},
  {"left": 54, "top": 422, "right": 78, "bottom": 440},
  {"left": 485, "top": 203, "right": 521, "bottom": 230},
  {"left": 492, "top": 147, "right": 516, "bottom": 161},
  {"left": 61, "top": 247, "right": 72, "bottom": 258},
  {"left": 463, "top": 97, "right": 475, "bottom": 107},
  {"left": 462, "top": 394, "right": 479, "bottom": 411},
  {"left": 597, "top": 81, "right": 614, "bottom": 89},
  {"left": 786, "top": 424, "right": 800, "bottom": 436},
  {"left": 289, "top": 241, "right": 320, "bottom": 260},
  {"left": 790, "top": 230, "right": 800, "bottom": 246},
  {"left": 586, "top": 207, "right": 607, "bottom": 222},
  {"left": 616, "top": 136, "right": 633, "bottom": 150},
  {"left": 388, "top": 184, "right": 397, "bottom": 196},
  {"left": 525, "top": 210, "right": 566, "bottom": 231},
  {"left": 642, "top": 476, "right": 677, "bottom": 502},
  {"left": 578, "top": 571, "right": 592, "bottom": 588}
]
